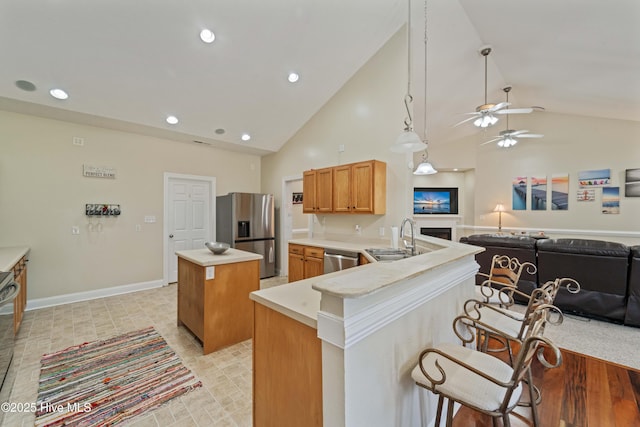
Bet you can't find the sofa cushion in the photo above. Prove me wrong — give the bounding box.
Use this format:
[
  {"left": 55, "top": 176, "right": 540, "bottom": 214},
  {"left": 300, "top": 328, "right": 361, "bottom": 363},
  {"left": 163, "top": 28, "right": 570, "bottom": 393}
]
[
  {"left": 462, "top": 234, "right": 538, "bottom": 250},
  {"left": 536, "top": 238, "right": 630, "bottom": 258},
  {"left": 537, "top": 238, "right": 629, "bottom": 323}
]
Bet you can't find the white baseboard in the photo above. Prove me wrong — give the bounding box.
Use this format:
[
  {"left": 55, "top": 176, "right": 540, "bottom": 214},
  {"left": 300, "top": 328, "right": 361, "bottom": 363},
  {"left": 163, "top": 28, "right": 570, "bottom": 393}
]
[{"left": 24, "top": 279, "right": 165, "bottom": 311}]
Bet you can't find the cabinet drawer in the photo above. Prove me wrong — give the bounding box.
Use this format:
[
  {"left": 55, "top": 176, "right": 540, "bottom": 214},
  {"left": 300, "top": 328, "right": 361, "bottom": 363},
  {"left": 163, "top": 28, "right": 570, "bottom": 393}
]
[
  {"left": 289, "top": 244, "right": 304, "bottom": 255},
  {"left": 304, "top": 246, "right": 324, "bottom": 259}
]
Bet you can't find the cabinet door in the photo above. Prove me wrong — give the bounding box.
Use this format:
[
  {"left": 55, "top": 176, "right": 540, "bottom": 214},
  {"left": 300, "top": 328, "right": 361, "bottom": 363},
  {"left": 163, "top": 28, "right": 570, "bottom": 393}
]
[
  {"left": 288, "top": 253, "right": 305, "bottom": 282},
  {"left": 315, "top": 167, "right": 333, "bottom": 213},
  {"left": 305, "top": 256, "right": 324, "bottom": 279},
  {"left": 352, "top": 160, "right": 386, "bottom": 214},
  {"left": 351, "top": 161, "right": 374, "bottom": 213},
  {"left": 302, "top": 170, "right": 317, "bottom": 214},
  {"left": 333, "top": 165, "right": 352, "bottom": 213}
]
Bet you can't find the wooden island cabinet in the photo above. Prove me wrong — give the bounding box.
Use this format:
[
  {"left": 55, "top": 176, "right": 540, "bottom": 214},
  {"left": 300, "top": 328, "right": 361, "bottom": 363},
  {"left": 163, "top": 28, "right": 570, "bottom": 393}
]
[{"left": 176, "top": 248, "right": 262, "bottom": 355}]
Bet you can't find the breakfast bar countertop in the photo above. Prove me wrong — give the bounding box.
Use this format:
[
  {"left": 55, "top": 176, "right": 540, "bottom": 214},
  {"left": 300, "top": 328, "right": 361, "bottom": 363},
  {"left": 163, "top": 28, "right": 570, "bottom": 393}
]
[
  {"left": 250, "top": 235, "right": 483, "bottom": 328},
  {"left": 175, "top": 248, "right": 263, "bottom": 267}
]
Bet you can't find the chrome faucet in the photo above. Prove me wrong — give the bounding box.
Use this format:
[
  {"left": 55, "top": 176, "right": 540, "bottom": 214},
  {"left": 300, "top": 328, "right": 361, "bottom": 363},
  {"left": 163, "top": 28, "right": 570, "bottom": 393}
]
[{"left": 400, "top": 217, "right": 416, "bottom": 256}]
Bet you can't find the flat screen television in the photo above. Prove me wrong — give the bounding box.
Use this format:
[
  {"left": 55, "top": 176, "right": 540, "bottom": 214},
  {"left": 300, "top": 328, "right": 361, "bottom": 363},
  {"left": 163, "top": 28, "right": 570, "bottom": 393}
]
[{"left": 413, "top": 187, "right": 459, "bottom": 215}]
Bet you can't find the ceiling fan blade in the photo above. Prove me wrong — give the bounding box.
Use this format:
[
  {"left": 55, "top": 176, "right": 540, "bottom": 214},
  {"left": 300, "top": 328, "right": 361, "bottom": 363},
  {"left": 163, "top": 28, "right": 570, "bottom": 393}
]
[
  {"left": 509, "top": 129, "right": 530, "bottom": 136},
  {"left": 487, "top": 102, "right": 510, "bottom": 112},
  {"left": 496, "top": 107, "right": 534, "bottom": 115},
  {"left": 453, "top": 115, "right": 480, "bottom": 127},
  {"left": 519, "top": 133, "right": 544, "bottom": 138},
  {"left": 480, "top": 137, "right": 502, "bottom": 146}
]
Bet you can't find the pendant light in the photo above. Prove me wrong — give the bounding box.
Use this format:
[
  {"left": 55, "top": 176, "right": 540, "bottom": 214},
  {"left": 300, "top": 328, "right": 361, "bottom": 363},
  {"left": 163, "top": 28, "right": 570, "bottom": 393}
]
[
  {"left": 391, "top": 0, "right": 425, "bottom": 153},
  {"left": 413, "top": 0, "right": 437, "bottom": 175}
]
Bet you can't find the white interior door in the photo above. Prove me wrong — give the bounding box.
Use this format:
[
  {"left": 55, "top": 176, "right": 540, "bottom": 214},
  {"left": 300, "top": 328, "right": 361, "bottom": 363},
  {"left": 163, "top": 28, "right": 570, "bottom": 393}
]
[{"left": 165, "top": 175, "right": 214, "bottom": 283}]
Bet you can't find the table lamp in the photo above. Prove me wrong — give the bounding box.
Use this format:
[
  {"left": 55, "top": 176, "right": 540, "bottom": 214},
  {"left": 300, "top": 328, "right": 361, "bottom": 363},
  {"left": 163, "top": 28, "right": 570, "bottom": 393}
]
[{"left": 494, "top": 204, "right": 506, "bottom": 232}]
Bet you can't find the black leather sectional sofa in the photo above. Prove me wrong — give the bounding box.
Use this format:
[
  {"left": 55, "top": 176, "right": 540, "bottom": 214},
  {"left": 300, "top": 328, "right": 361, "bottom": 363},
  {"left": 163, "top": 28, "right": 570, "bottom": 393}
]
[{"left": 459, "top": 234, "right": 640, "bottom": 327}]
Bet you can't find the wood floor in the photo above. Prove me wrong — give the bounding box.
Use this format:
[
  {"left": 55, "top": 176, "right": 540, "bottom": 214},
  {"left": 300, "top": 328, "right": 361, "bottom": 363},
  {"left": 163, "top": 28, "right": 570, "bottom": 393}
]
[{"left": 452, "top": 348, "right": 640, "bottom": 427}]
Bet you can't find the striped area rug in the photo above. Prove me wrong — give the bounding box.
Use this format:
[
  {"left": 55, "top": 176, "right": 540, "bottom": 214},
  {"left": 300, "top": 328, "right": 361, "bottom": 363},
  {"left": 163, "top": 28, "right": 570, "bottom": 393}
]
[{"left": 35, "top": 326, "right": 202, "bottom": 426}]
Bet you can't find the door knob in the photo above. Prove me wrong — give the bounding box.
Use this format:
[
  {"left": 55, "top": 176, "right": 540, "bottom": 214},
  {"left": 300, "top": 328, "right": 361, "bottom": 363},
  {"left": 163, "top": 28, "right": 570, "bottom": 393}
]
[{"left": 169, "top": 234, "right": 174, "bottom": 238}]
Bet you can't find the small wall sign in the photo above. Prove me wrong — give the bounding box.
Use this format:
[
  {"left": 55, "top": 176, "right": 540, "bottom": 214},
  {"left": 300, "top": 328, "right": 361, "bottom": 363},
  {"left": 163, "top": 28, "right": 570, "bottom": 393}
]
[{"left": 83, "top": 164, "right": 116, "bottom": 179}]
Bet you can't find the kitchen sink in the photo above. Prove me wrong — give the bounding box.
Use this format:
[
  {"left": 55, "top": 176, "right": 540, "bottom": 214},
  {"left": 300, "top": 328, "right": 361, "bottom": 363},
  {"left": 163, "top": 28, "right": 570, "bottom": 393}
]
[{"left": 365, "top": 248, "right": 413, "bottom": 261}]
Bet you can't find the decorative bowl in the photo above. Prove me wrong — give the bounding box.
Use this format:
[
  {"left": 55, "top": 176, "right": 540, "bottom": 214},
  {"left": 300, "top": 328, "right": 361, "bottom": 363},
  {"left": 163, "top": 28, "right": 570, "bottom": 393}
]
[{"left": 205, "top": 242, "right": 230, "bottom": 255}]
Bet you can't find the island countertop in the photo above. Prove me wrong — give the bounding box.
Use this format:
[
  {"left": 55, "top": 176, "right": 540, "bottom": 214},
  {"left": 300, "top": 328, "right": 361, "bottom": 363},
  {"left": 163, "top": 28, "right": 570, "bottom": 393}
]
[{"left": 176, "top": 248, "right": 263, "bottom": 267}]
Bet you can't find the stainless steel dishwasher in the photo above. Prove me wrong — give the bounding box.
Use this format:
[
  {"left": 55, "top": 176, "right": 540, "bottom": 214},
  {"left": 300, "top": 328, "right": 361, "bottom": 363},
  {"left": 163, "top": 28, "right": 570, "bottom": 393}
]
[{"left": 324, "top": 248, "right": 359, "bottom": 274}]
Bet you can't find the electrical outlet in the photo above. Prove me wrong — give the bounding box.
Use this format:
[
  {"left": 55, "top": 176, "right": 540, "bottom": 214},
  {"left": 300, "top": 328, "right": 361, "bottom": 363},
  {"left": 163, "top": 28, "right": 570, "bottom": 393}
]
[
  {"left": 135, "top": 224, "right": 141, "bottom": 232},
  {"left": 72, "top": 226, "right": 80, "bottom": 235},
  {"left": 338, "top": 144, "right": 345, "bottom": 152},
  {"left": 379, "top": 227, "right": 385, "bottom": 237}
]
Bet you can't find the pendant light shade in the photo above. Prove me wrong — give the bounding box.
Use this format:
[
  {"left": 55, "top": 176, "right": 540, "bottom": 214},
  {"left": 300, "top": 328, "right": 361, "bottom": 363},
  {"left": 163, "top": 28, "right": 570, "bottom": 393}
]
[
  {"left": 391, "top": 0, "right": 426, "bottom": 154},
  {"left": 413, "top": 160, "right": 438, "bottom": 175},
  {"left": 391, "top": 128, "right": 425, "bottom": 153}
]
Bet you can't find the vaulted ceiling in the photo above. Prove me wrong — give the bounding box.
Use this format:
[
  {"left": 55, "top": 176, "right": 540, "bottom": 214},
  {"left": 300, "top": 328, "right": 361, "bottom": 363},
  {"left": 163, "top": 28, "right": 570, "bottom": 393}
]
[{"left": 1, "top": 0, "right": 638, "bottom": 155}]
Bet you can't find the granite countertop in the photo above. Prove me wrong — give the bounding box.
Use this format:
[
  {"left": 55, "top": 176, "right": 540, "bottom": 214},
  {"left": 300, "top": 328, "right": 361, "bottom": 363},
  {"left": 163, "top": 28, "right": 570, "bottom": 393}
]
[
  {"left": 176, "top": 248, "right": 263, "bottom": 267},
  {"left": 0, "top": 246, "right": 30, "bottom": 272}
]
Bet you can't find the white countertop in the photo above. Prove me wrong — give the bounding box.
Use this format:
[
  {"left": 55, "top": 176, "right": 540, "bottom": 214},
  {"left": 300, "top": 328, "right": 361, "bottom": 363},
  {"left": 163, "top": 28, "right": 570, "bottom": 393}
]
[
  {"left": 176, "top": 248, "right": 263, "bottom": 267},
  {"left": 0, "top": 246, "right": 30, "bottom": 272},
  {"left": 251, "top": 235, "right": 483, "bottom": 328}
]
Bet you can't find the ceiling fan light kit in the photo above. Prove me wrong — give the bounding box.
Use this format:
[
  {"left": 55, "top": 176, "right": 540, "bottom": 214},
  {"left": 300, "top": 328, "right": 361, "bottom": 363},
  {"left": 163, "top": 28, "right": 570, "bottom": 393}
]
[{"left": 481, "top": 86, "right": 544, "bottom": 148}]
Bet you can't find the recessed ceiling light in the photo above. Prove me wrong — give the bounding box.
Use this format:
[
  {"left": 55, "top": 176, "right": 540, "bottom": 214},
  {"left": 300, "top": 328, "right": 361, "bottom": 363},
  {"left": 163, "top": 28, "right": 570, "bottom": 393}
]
[
  {"left": 287, "top": 72, "right": 300, "bottom": 83},
  {"left": 49, "top": 88, "right": 68, "bottom": 100},
  {"left": 200, "top": 29, "right": 215, "bottom": 43},
  {"left": 241, "top": 133, "right": 251, "bottom": 141},
  {"left": 214, "top": 128, "right": 225, "bottom": 135},
  {"left": 15, "top": 80, "right": 36, "bottom": 91},
  {"left": 453, "top": 168, "right": 459, "bottom": 172},
  {"left": 166, "top": 115, "right": 179, "bottom": 125}
]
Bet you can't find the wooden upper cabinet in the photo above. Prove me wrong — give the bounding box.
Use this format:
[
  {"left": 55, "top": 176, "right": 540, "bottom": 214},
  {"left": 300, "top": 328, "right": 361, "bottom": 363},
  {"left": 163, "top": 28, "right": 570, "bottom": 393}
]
[
  {"left": 303, "top": 160, "right": 385, "bottom": 215},
  {"left": 302, "top": 168, "right": 333, "bottom": 214},
  {"left": 333, "top": 165, "right": 352, "bottom": 213},
  {"left": 332, "top": 160, "right": 386, "bottom": 214}
]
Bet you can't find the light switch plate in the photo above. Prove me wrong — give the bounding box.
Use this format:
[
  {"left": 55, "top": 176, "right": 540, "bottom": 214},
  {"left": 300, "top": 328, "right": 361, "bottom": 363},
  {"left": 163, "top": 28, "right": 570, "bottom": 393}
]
[{"left": 206, "top": 266, "right": 215, "bottom": 280}]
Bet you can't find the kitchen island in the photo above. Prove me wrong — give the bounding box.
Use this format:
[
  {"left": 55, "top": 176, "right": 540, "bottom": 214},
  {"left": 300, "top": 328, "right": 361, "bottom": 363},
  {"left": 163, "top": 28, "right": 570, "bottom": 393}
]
[
  {"left": 176, "top": 248, "right": 262, "bottom": 355},
  {"left": 250, "top": 235, "right": 483, "bottom": 427}
]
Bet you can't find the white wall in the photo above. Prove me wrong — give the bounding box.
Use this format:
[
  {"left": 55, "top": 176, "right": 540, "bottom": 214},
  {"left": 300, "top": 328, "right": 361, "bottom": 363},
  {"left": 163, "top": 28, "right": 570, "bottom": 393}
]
[{"left": 0, "top": 110, "right": 261, "bottom": 300}]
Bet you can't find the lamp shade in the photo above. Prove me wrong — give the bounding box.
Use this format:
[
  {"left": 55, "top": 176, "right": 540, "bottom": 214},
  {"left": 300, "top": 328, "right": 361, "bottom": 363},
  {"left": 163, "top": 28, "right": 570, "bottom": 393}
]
[
  {"left": 413, "top": 161, "right": 438, "bottom": 175},
  {"left": 493, "top": 203, "right": 506, "bottom": 212},
  {"left": 390, "top": 129, "right": 425, "bottom": 153}
]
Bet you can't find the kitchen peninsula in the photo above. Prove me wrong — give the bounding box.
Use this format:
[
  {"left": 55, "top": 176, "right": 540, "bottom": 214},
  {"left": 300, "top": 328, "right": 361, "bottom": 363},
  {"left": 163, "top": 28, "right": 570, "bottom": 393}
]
[
  {"left": 250, "top": 235, "right": 483, "bottom": 427},
  {"left": 176, "top": 248, "right": 262, "bottom": 355}
]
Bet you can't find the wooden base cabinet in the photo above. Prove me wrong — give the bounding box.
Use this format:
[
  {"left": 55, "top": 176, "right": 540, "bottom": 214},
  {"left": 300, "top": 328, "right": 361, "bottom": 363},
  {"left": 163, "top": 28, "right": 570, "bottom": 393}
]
[
  {"left": 253, "top": 303, "right": 322, "bottom": 427},
  {"left": 12, "top": 256, "right": 27, "bottom": 334},
  {"left": 288, "top": 244, "right": 324, "bottom": 283}
]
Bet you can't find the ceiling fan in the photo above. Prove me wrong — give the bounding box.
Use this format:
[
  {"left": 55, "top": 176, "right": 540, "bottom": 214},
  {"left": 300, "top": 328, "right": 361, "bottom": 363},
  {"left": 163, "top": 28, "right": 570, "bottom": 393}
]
[
  {"left": 455, "top": 46, "right": 536, "bottom": 128},
  {"left": 481, "top": 85, "right": 544, "bottom": 148}
]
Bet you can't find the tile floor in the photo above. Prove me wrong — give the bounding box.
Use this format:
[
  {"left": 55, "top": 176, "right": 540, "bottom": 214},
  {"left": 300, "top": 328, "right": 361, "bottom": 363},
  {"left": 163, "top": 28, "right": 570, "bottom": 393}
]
[
  {"left": 3, "top": 276, "right": 287, "bottom": 427},
  {"left": 3, "top": 275, "right": 639, "bottom": 426}
]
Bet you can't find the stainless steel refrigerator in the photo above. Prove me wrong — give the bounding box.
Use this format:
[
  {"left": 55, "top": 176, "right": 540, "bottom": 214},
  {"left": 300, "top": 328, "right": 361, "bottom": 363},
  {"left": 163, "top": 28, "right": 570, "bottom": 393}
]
[{"left": 216, "top": 192, "right": 275, "bottom": 278}]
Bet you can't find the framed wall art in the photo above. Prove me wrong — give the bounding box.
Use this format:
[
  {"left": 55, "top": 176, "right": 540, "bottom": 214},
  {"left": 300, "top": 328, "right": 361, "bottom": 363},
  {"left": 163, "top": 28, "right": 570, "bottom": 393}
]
[
  {"left": 625, "top": 168, "right": 640, "bottom": 197},
  {"left": 512, "top": 176, "right": 527, "bottom": 210},
  {"left": 531, "top": 175, "right": 547, "bottom": 211},
  {"left": 551, "top": 173, "right": 569, "bottom": 210},
  {"left": 578, "top": 168, "right": 610, "bottom": 187},
  {"left": 602, "top": 187, "right": 620, "bottom": 214}
]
